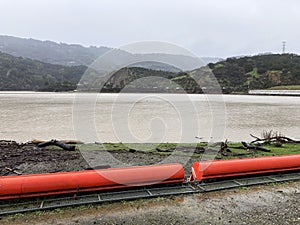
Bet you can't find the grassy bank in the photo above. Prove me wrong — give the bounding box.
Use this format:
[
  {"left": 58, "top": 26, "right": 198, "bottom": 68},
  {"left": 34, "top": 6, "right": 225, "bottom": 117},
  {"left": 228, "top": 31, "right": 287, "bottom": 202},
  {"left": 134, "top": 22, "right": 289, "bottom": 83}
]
[
  {"left": 269, "top": 85, "right": 300, "bottom": 90},
  {"left": 74, "top": 142, "right": 300, "bottom": 160}
]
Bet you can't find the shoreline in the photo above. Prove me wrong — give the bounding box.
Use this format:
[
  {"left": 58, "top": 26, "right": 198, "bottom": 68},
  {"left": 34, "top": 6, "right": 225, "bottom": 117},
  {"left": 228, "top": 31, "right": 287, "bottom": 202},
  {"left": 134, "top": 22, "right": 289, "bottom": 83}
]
[
  {"left": 248, "top": 89, "right": 300, "bottom": 96},
  {"left": 1, "top": 90, "right": 300, "bottom": 97},
  {"left": 1, "top": 140, "right": 299, "bottom": 176},
  {"left": 1, "top": 140, "right": 300, "bottom": 224}
]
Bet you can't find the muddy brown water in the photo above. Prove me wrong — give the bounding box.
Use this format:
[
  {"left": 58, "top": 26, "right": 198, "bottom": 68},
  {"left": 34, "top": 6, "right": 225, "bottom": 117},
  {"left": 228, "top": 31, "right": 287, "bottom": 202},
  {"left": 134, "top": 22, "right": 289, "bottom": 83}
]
[{"left": 0, "top": 92, "right": 299, "bottom": 143}]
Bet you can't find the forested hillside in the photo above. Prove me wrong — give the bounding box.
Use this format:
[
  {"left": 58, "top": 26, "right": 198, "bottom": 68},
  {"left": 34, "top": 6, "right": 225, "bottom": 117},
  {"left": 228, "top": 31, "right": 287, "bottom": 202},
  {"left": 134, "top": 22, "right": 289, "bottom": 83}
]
[
  {"left": 208, "top": 54, "right": 300, "bottom": 93},
  {"left": 0, "top": 51, "right": 299, "bottom": 93},
  {"left": 106, "top": 54, "right": 300, "bottom": 94},
  {"left": 0, "top": 52, "right": 86, "bottom": 91}
]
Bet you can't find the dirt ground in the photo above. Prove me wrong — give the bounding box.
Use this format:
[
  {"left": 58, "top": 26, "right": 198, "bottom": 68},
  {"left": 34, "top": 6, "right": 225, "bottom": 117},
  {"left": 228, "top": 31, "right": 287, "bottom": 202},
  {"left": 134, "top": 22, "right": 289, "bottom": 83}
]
[
  {"left": 1, "top": 140, "right": 300, "bottom": 225},
  {"left": 0, "top": 140, "right": 199, "bottom": 176},
  {"left": 1, "top": 181, "right": 299, "bottom": 225},
  {"left": 0, "top": 140, "right": 88, "bottom": 176}
]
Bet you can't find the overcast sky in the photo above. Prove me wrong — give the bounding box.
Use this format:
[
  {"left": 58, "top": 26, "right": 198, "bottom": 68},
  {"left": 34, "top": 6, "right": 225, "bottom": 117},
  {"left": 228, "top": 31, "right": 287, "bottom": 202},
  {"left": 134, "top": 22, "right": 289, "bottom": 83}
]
[{"left": 1, "top": 0, "right": 300, "bottom": 58}]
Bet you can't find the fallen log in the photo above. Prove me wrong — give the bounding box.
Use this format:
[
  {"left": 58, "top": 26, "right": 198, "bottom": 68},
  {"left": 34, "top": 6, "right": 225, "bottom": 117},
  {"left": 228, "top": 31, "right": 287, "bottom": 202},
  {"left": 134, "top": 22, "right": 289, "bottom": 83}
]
[
  {"left": 32, "top": 139, "right": 83, "bottom": 145},
  {"left": 156, "top": 147, "right": 173, "bottom": 152},
  {"left": 156, "top": 146, "right": 205, "bottom": 154},
  {"left": 250, "top": 134, "right": 300, "bottom": 144},
  {"left": 241, "top": 141, "right": 271, "bottom": 152},
  {"left": 61, "top": 140, "right": 84, "bottom": 144},
  {"left": 219, "top": 140, "right": 232, "bottom": 156},
  {"left": 37, "top": 139, "right": 76, "bottom": 151}
]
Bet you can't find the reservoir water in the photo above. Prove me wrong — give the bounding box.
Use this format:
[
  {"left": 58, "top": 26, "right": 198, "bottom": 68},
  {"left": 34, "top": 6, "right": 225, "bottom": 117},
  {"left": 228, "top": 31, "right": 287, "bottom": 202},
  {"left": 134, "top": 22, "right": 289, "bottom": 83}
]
[{"left": 0, "top": 92, "right": 299, "bottom": 143}]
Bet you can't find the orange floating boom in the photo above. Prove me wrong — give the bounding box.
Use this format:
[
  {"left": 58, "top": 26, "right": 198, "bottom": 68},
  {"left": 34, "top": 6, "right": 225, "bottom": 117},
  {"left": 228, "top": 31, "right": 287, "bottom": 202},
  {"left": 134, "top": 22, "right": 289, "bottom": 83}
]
[
  {"left": 190, "top": 154, "right": 300, "bottom": 181},
  {"left": 0, "top": 163, "right": 184, "bottom": 200}
]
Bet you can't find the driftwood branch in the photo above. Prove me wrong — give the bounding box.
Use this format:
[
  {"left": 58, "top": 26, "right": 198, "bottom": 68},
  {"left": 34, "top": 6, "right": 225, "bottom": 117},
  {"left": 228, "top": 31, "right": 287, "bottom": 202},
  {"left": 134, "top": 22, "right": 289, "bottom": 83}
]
[
  {"left": 156, "top": 146, "right": 205, "bottom": 154},
  {"left": 241, "top": 141, "right": 271, "bottom": 152},
  {"left": 37, "top": 139, "right": 76, "bottom": 151},
  {"left": 230, "top": 141, "right": 270, "bottom": 152},
  {"left": 250, "top": 134, "right": 300, "bottom": 144},
  {"left": 219, "top": 140, "right": 232, "bottom": 156},
  {"left": 32, "top": 139, "right": 83, "bottom": 144},
  {"left": 250, "top": 134, "right": 261, "bottom": 141}
]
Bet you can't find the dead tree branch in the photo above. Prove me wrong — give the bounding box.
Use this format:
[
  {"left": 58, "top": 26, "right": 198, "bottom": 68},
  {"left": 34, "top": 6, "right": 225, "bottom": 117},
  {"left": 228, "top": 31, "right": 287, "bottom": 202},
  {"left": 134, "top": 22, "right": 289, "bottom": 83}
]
[{"left": 37, "top": 139, "right": 76, "bottom": 151}]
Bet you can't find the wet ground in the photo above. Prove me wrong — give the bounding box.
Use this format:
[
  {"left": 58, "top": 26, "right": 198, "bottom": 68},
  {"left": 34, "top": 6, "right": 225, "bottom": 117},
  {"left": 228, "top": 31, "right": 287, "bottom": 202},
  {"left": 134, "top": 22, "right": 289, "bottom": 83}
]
[
  {"left": 1, "top": 180, "right": 300, "bottom": 225},
  {"left": 0, "top": 141, "right": 87, "bottom": 176},
  {"left": 1, "top": 140, "right": 300, "bottom": 224},
  {"left": 0, "top": 140, "right": 199, "bottom": 176}
]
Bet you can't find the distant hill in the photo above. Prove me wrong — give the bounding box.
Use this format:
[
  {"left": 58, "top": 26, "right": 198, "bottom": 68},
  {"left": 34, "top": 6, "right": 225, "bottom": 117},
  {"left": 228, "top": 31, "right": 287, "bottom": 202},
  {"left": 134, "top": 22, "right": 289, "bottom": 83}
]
[
  {"left": 1, "top": 39, "right": 298, "bottom": 94},
  {"left": 0, "top": 35, "right": 110, "bottom": 66},
  {"left": 0, "top": 51, "right": 86, "bottom": 91},
  {"left": 0, "top": 51, "right": 196, "bottom": 93},
  {"left": 208, "top": 53, "right": 300, "bottom": 93},
  {"left": 128, "top": 61, "right": 182, "bottom": 73},
  {"left": 90, "top": 53, "right": 300, "bottom": 94},
  {"left": 0, "top": 35, "right": 221, "bottom": 69}
]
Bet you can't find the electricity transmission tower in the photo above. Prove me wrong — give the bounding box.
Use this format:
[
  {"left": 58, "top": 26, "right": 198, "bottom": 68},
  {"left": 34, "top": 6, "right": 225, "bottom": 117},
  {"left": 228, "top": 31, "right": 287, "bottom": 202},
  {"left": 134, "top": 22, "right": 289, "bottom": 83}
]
[{"left": 282, "top": 41, "right": 286, "bottom": 54}]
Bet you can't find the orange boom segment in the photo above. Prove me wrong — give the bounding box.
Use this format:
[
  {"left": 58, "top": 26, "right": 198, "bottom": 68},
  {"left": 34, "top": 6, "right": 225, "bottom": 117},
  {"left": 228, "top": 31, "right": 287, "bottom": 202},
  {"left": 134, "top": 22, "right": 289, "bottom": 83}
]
[
  {"left": 190, "top": 154, "right": 300, "bottom": 181},
  {"left": 0, "top": 163, "right": 184, "bottom": 200}
]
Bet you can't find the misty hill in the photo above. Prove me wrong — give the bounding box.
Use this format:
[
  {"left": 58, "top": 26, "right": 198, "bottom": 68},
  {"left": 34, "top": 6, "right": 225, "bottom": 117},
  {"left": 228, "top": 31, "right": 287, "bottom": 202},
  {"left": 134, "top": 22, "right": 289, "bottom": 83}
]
[
  {"left": 77, "top": 67, "right": 195, "bottom": 93},
  {"left": 1, "top": 48, "right": 298, "bottom": 93},
  {"left": 88, "top": 48, "right": 207, "bottom": 71},
  {"left": 89, "top": 53, "right": 300, "bottom": 93},
  {"left": 129, "top": 61, "right": 182, "bottom": 72},
  {"left": 0, "top": 51, "right": 86, "bottom": 91},
  {"left": 0, "top": 35, "right": 110, "bottom": 66},
  {"left": 0, "top": 35, "right": 221, "bottom": 69},
  {"left": 109, "top": 54, "right": 300, "bottom": 93}
]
